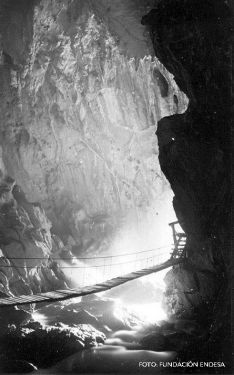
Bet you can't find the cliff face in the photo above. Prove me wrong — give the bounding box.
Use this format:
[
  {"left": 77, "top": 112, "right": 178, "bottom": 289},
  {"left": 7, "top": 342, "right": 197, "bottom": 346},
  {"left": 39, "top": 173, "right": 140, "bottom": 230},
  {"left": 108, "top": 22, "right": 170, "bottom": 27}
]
[
  {"left": 0, "top": 0, "right": 187, "bottom": 250},
  {"left": 0, "top": 0, "right": 189, "bottom": 295},
  {"left": 142, "top": 0, "right": 231, "bottom": 245},
  {"left": 0, "top": 172, "right": 68, "bottom": 297},
  {"left": 142, "top": 0, "right": 232, "bottom": 363}
]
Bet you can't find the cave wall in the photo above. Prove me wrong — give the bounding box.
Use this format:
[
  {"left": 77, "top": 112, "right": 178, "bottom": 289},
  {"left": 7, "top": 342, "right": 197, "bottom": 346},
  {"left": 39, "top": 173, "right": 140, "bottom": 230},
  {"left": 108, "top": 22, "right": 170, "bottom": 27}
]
[
  {"left": 142, "top": 0, "right": 231, "bottom": 255},
  {"left": 0, "top": 0, "right": 187, "bottom": 245},
  {"left": 142, "top": 0, "right": 232, "bottom": 364}
]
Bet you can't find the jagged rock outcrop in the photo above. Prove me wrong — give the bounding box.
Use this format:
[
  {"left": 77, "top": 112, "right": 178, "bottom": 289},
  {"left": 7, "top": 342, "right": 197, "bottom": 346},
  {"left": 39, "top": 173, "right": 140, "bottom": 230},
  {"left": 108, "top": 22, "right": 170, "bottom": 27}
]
[{"left": 0, "top": 169, "right": 68, "bottom": 296}]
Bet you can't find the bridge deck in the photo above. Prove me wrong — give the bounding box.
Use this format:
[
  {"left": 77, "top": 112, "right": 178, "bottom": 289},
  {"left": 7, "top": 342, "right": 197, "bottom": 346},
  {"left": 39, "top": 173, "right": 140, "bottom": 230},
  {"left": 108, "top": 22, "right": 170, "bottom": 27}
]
[{"left": 0, "top": 258, "right": 182, "bottom": 308}]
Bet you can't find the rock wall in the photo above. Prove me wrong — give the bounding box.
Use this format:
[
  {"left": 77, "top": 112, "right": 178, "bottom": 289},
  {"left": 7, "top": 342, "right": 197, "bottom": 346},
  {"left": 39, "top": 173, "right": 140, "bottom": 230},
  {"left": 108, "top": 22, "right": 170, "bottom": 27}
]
[
  {"left": 142, "top": 0, "right": 232, "bottom": 364},
  {"left": 0, "top": 0, "right": 189, "bottom": 295},
  {"left": 0, "top": 166, "right": 69, "bottom": 297},
  {"left": 0, "top": 0, "right": 188, "bottom": 251}
]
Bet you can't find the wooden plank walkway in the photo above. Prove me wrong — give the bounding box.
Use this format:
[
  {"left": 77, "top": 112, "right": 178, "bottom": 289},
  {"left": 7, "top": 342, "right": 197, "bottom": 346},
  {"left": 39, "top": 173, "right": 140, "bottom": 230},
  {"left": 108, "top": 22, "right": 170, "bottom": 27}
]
[{"left": 0, "top": 258, "right": 183, "bottom": 308}]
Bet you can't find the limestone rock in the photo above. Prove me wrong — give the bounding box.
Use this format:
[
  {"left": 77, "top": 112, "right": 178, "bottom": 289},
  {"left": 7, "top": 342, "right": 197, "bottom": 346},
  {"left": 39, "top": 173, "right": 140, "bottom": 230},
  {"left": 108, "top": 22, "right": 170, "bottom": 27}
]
[
  {"left": 0, "top": 0, "right": 187, "bottom": 256},
  {"left": 0, "top": 174, "right": 68, "bottom": 296}
]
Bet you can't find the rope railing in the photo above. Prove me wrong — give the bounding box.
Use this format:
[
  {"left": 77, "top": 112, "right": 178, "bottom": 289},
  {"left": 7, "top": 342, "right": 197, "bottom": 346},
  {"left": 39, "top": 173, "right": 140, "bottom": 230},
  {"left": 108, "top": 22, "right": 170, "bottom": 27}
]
[
  {"left": 63, "top": 248, "right": 173, "bottom": 287},
  {"left": 1, "top": 246, "right": 175, "bottom": 288},
  {"left": 2, "top": 244, "right": 171, "bottom": 261},
  {"left": 0, "top": 248, "right": 170, "bottom": 268},
  {"left": 0, "top": 257, "right": 165, "bottom": 269},
  {"left": 0, "top": 227, "right": 187, "bottom": 305},
  {"left": 0, "top": 258, "right": 184, "bottom": 308}
]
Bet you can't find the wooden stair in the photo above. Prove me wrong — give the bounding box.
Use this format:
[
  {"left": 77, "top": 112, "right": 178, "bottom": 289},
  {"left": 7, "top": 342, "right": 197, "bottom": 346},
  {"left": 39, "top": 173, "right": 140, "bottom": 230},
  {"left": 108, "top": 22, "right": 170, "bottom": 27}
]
[{"left": 169, "top": 221, "right": 187, "bottom": 259}]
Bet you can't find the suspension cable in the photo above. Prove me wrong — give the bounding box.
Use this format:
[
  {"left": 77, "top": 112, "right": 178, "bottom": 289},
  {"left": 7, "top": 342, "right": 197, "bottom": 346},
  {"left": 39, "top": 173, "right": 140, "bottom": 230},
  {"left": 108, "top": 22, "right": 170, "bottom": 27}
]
[
  {"left": 2, "top": 244, "right": 171, "bottom": 261},
  {"left": 0, "top": 256, "right": 169, "bottom": 269}
]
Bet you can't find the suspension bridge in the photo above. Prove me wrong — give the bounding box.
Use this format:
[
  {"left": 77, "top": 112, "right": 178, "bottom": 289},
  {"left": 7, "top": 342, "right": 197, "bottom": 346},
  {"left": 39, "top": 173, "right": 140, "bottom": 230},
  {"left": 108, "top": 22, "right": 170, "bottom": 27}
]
[{"left": 0, "top": 222, "right": 186, "bottom": 307}]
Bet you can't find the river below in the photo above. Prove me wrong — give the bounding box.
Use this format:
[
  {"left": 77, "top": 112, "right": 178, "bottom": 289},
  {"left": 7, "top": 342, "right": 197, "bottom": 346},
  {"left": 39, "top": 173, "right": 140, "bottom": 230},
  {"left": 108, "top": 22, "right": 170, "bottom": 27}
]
[
  {"left": 36, "top": 341, "right": 177, "bottom": 374},
  {"left": 33, "top": 297, "right": 178, "bottom": 373}
]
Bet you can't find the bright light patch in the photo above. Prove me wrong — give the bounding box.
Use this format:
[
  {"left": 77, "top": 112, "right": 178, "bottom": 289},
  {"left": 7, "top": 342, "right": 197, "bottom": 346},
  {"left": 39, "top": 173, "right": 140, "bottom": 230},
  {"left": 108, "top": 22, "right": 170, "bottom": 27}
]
[
  {"left": 114, "top": 301, "right": 167, "bottom": 325},
  {"left": 130, "top": 302, "right": 167, "bottom": 323},
  {"left": 32, "top": 311, "right": 48, "bottom": 325},
  {"left": 59, "top": 259, "right": 104, "bottom": 287}
]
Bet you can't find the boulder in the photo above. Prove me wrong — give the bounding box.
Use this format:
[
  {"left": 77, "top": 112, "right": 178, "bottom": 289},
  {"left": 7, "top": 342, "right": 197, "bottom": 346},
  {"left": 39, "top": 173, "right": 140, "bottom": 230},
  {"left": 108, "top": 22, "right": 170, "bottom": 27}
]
[{"left": 0, "top": 323, "right": 105, "bottom": 368}]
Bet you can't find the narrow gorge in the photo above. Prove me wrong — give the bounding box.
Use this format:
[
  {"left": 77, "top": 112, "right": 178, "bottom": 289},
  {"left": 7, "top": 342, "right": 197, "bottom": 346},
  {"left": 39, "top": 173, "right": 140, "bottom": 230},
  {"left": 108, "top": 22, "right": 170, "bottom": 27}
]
[{"left": 0, "top": 0, "right": 232, "bottom": 373}]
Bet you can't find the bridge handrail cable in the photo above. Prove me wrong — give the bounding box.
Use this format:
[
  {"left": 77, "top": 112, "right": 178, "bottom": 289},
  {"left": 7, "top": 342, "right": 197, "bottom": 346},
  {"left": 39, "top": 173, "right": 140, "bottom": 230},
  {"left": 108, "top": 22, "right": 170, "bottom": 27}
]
[
  {"left": 2, "top": 244, "right": 171, "bottom": 261},
  {"left": 0, "top": 254, "right": 169, "bottom": 269}
]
